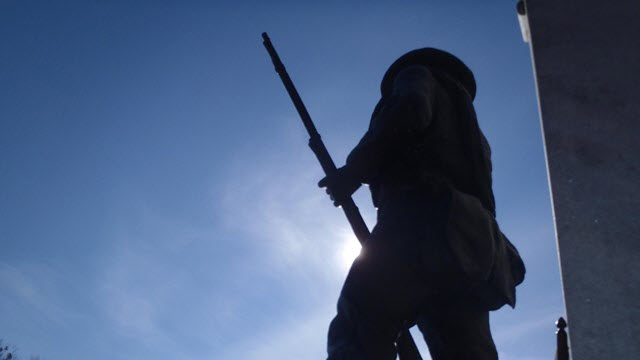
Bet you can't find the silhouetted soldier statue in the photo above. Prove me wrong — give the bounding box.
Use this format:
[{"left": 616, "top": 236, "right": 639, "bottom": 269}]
[{"left": 319, "top": 48, "right": 526, "bottom": 360}]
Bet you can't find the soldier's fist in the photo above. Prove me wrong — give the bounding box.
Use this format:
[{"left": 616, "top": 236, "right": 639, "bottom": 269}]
[{"left": 318, "top": 166, "right": 361, "bottom": 207}]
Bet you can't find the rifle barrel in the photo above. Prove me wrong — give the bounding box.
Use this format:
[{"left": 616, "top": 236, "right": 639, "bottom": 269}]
[{"left": 262, "top": 32, "right": 370, "bottom": 244}]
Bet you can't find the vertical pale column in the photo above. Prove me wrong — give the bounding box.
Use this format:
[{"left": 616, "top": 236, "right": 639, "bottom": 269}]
[{"left": 524, "top": 1, "right": 640, "bottom": 359}]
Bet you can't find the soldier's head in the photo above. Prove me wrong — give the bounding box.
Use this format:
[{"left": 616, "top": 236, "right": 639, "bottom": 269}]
[{"left": 381, "top": 48, "right": 476, "bottom": 101}]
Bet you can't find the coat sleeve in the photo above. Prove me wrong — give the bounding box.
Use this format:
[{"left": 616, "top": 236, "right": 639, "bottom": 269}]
[{"left": 345, "top": 65, "right": 438, "bottom": 184}]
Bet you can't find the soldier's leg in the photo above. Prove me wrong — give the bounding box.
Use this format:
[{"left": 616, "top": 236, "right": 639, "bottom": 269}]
[
  {"left": 327, "top": 295, "right": 394, "bottom": 360},
  {"left": 417, "top": 302, "right": 498, "bottom": 360},
  {"left": 327, "top": 186, "right": 456, "bottom": 359},
  {"left": 327, "top": 230, "right": 430, "bottom": 360}
]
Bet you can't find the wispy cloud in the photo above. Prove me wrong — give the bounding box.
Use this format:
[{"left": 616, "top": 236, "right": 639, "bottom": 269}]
[
  {"left": 216, "top": 120, "right": 359, "bottom": 284},
  {"left": 219, "top": 306, "right": 334, "bottom": 359},
  {"left": 205, "top": 116, "right": 362, "bottom": 358},
  {"left": 0, "top": 262, "right": 69, "bottom": 326},
  {"left": 95, "top": 201, "right": 221, "bottom": 357}
]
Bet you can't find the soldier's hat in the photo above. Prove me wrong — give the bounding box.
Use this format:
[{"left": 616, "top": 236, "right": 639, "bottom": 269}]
[{"left": 381, "top": 48, "right": 476, "bottom": 100}]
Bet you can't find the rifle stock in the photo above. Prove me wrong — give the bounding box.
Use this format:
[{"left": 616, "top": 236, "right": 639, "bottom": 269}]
[{"left": 261, "top": 32, "right": 422, "bottom": 360}]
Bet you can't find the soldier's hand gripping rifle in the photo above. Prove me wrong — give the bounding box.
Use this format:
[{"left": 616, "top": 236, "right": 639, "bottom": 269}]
[{"left": 261, "top": 32, "right": 423, "bottom": 360}]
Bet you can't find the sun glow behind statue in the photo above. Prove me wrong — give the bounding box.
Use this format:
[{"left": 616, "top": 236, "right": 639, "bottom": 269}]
[{"left": 338, "top": 230, "right": 362, "bottom": 270}]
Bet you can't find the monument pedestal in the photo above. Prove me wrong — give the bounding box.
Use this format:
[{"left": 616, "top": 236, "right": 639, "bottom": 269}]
[{"left": 523, "top": 0, "right": 640, "bottom": 358}]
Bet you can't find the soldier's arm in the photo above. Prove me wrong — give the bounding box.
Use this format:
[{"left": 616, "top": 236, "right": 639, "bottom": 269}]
[{"left": 345, "top": 65, "right": 438, "bottom": 184}]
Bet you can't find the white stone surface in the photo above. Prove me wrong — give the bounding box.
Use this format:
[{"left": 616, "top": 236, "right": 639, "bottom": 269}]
[{"left": 526, "top": 0, "right": 640, "bottom": 358}]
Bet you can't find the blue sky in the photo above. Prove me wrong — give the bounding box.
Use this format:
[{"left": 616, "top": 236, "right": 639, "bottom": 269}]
[{"left": 0, "top": 1, "right": 564, "bottom": 359}]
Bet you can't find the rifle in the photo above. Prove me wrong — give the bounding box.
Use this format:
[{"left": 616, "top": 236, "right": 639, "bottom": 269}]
[{"left": 262, "top": 32, "right": 423, "bottom": 360}]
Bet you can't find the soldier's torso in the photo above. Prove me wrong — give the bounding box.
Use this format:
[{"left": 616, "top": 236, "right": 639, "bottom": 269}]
[{"left": 372, "top": 72, "right": 495, "bottom": 215}]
